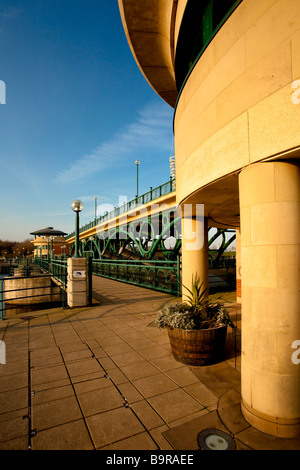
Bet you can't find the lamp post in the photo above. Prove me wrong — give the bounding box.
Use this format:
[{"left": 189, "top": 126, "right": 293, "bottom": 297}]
[
  {"left": 81, "top": 239, "right": 86, "bottom": 258},
  {"left": 71, "top": 200, "right": 84, "bottom": 258},
  {"left": 135, "top": 160, "right": 140, "bottom": 199},
  {"left": 88, "top": 236, "right": 94, "bottom": 259},
  {"left": 94, "top": 196, "right": 97, "bottom": 224},
  {"left": 61, "top": 244, "right": 66, "bottom": 259},
  {"left": 50, "top": 236, "right": 53, "bottom": 259}
]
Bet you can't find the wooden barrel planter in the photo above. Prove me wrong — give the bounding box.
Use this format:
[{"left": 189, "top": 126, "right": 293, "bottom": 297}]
[{"left": 167, "top": 324, "right": 227, "bottom": 366}]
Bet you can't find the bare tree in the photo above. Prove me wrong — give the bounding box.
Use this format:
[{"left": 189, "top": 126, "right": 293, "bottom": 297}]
[{"left": 0, "top": 238, "right": 34, "bottom": 258}]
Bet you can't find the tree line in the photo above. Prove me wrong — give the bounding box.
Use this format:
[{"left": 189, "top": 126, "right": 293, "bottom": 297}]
[{"left": 0, "top": 239, "right": 34, "bottom": 258}]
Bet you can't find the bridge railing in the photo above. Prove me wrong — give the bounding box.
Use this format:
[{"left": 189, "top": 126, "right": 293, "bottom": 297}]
[
  {"left": 92, "top": 257, "right": 180, "bottom": 296},
  {"left": 66, "top": 178, "right": 175, "bottom": 240},
  {"left": 34, "top": 258, "right": 68, "bottom": 287},
  {"left": 51, "top": 259, "right": 68, "bottom": 287}
]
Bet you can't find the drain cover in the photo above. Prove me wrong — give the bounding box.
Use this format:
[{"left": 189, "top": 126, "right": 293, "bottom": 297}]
[{"left": 197, "top": 429, "right": 236, "bottom": 450}]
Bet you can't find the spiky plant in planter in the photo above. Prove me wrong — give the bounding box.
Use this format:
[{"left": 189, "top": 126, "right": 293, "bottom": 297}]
[{"left": 156, "top": 274, "right": 236, "bottom": 366}]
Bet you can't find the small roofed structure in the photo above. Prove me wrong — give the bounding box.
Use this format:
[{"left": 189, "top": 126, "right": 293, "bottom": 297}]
[
  {"left": 30, "top": 227, "right": 67, "bottom": 238},
  {"left": 30, "top": 227, "right": 69, "bottom": 259}
]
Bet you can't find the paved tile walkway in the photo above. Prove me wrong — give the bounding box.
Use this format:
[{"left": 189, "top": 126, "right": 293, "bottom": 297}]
[{"left": 0, "top": 276, "right": 299, "bottom": 450}]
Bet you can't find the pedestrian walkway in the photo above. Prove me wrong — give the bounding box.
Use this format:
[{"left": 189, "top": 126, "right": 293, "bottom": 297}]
[{"left": 0, "top": 276, "right": 299, "bottom": 450}]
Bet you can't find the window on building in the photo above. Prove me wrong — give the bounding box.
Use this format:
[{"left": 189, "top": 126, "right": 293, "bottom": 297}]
[{"left": 175, "top": 0, "right": 242, "bottom": 92}]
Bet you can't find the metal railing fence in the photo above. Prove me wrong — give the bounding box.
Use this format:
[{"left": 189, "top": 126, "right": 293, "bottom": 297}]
[
  {"left": 50, "top": 259, "right": 68, "bottom": 287},
  {"left": 0, "top": 274, "right": 66, "bottom": 320},
  {"left": 34, "top": 257, "right": 94, "bottom": 306},
  {"left": 91, "top": 257, "right": 180, "bottom": 296},
  {"left": 34, "top": 258, "right": 68, "bottom": 287}
]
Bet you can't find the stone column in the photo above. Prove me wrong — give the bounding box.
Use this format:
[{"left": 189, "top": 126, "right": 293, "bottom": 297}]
[
  {"left": 239, "top": 161, "right": 300, "bottom": 438},
  {"left": 67, "top": 257, "right": 88, "bottom": 308},
  {"left": 235, "top": 229, "right": 242, "bottom": 304},
  {"left": 181, "top": 202, "right": 209, "bottom": 301}
]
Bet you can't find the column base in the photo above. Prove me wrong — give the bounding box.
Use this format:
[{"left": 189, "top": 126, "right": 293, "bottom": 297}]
[{"left": 242, "top": 400, "right": 300, "bottom": 439}]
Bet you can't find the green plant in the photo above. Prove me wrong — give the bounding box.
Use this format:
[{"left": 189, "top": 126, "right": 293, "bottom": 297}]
[
  {"left": 156, "top": 273, "right": 236, "bottom": 331},
  {"left": 183, "top": 273, "right": 208, "bottom": 312}
]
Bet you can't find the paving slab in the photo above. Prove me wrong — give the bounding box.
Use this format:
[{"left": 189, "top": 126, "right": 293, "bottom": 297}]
[
  {"left": 32, "top": 419, "right": 94, "bottom": 450},
  {"left": 86, "top": 407, "right": 145, "bottom": 449},
  {"left": 132, "top": 372, "right": 179, "bottom": 399},
  {"left": 148, "top": 388, "right": 205, "bottom": 424},
  {"left": 32, "top": 395, "right": 82, "bottom": 431}
]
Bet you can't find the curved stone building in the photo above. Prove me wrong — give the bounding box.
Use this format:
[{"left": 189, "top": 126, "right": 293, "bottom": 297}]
[{"left": 119, "top": 0, "right": 300, "bottom": 438}]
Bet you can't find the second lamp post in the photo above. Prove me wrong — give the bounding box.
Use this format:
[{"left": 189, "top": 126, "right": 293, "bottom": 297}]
[
  {"left": 71, "top": 200, "right": 84, "bottom": 257},
  {"left": 135, "top": 160, "right": 140, "bottom": 199}
]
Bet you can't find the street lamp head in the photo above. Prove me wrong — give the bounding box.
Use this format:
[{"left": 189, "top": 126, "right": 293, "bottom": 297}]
[
  {"left": 71, "top": 200, "right": 84, "bottom": 212},
  {"left": 135, "top": 160, "right": 140, "bottom": 165}
]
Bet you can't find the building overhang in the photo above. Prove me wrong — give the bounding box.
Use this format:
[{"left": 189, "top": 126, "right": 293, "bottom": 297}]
[{"left": 118, "top": 0, "right": 178, "bottom": 108}]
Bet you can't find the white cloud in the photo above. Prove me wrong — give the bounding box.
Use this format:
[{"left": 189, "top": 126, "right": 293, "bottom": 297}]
[{"left": 54, "top": 101, "right": 173, "bottom": 184}]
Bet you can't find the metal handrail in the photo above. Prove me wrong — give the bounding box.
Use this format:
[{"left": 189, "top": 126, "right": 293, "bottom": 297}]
[
  {"left": 51, "top": 260, "right": 68, "bottom": 287},
  {"left": 0, "top": 274, "right": 64, "bottom": 320},
  {"left": 91, "top": 256, "right": 180, "bottom": 296},
  {"left": 66, "top": 178, "right": 175, "bottom": 240},
  {"left": 34, "top": 258, "right": 68, "bottom": 287}
]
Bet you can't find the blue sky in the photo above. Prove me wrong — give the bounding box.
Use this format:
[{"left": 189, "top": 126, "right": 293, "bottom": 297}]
[{"left": 0, "top": 1, "right": 175, "bottom": 241}]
